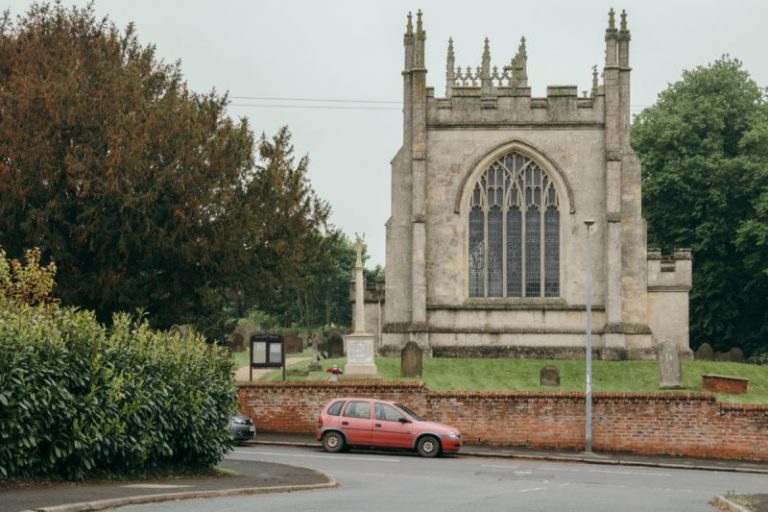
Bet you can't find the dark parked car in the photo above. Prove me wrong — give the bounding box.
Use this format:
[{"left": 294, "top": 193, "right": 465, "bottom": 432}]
[
  {"left": 228, "top": 412, "right": 256, "bottom": 444},
  {"left": 316, "top": 397, "right": 462, "bottom": 457}
]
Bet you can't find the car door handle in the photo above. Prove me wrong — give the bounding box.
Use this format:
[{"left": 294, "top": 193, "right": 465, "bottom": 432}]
[
  {"left": 375, "top": 423, "right": 382, "bottom": 427},
  {"left": 341, "top": 421, "right": 349, "bottom": 426}
]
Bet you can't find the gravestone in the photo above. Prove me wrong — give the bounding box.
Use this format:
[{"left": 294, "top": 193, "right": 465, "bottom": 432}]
[
  {"left": 327, "top": 331, "right": 344, "bottom": 358},
  {"left": 714, "top": 351, "right": 730, "bottom": 362},
  {"left": 401, "top": 341, "right": 423, "bottom": 378},
  {"left": 231, "top": 320, "right": 261, "bottom": 354},
  {"left": 729, "top": 347, "right": 744, "bottom": 363},
  {"left": 658, "top": 341, "right": 683, "bottom": 389},
  {"left": 308, "top": 335, "right": 322, "bottom": 372},
  {"left": 284, "top": 331, "right": 303, "bottom": 354},
  {"left": 344, "top": 336, "right": 379, "bottom": 378},
  {"left": 695, "top": 343, "right": 714, "bottom": 361},
  {"left": 230, "top": 332, "right": 244, "bottom": 352},
  {"left": 540, "top": 365, "right": 560, "bottom": 387}
]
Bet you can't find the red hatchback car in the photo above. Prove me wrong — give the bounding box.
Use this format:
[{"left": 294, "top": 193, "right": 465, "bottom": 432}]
[{"left": 316, "top": 397, "right": 462, "bottom": 457}]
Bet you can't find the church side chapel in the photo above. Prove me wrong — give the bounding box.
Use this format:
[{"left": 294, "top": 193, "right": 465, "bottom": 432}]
[{"left": 365, "top": 9, "right": 692, "bottom": 360}]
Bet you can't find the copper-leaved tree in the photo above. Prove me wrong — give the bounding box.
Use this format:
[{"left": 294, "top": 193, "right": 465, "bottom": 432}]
[{"left": 0, "top": 3, "right": 254, "bottom": 335}]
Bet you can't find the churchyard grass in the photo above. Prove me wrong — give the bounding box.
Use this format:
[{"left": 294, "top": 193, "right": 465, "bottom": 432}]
[
  {"left": 255, "top": 356, "right": 768, "bottom": 404},
  {"left": 232, "top": 349, "right": 250, "bottom": 369}
]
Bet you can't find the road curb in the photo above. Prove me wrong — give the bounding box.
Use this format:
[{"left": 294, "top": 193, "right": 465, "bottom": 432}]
[
  {"left": 252, "top": 439, "right": 768, "bottom": 475},
  {"left": 458, "top": 449, "right": 768, "bottom": 475},
  {"left": 254, "top": 440, "right": 320, "bottom": 449},
  {"left": 713, "top": 495, "right": 754, "bottom": 512},
  {"left": 19, "top": 479, "right": 338, "bottom": 512}
]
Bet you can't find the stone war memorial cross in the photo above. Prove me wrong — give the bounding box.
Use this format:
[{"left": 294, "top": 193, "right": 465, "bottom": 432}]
[{"left": 343, "top": 234, "right": 380, "bottom": 379}]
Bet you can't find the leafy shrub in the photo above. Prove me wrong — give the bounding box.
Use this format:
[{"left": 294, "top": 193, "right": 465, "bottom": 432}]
[
  {"left": 0, "top": 247, "right": 57, "bottom": 307},
  {"left": 0, "top": 306, "right": 236, "bottom": 480}
]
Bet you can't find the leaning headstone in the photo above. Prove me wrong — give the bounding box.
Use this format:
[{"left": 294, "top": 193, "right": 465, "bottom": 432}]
[
  {"left": 540, "top": 365, "right": 560, "bottom": 387},
  {"left": 695, "top": 343, "right": 714, "bottom": 361},
  {"left": 308, "top": 335, "right": 322, "bottom": 372},
  {"left": 401, "top": 341, "right": 423, "bottom": 378},
  {"left": 229, "top": 332, "right": 245, "bottom": 352},
  {"left": 729, "top": 347, "right": 744, "bottom": 363},
  {"left": 658, "top": 341, "right": 683, "bottom": 389},
  {"left": 327, "top": 331, "right": 344, "bottom": 358}
]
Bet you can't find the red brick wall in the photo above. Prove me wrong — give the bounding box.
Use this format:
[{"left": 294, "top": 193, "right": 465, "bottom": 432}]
[
  {"left": 239, "top": 381, "right": 427, "bottom": 434},
  {"left": 238, "top": 383, "right": 768, "bottom": 462},
  {"left": 702, "top": 374, "right": 748, "bottom": 394}
]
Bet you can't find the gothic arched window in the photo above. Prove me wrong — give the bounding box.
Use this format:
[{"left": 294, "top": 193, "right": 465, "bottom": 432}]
[{"left": 468, "top": 152, "right": 560, "bottom": 298}]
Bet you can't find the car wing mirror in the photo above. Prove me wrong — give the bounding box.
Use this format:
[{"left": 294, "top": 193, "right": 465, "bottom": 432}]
[{"left": 398, "top": 417, "right": 412, "bottom": 424}]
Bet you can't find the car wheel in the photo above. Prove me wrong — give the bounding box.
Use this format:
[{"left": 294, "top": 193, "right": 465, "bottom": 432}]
[
  {"left": 322, "top": 431, "right": 345, "bottom": 453},
  {"left": 416, "top": 435, "right": 440, "bottom": 458}
]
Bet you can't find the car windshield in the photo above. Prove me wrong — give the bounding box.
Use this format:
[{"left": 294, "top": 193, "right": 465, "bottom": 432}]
[{"left": 394, "top": 403, "right": 424, "bottom": 421}]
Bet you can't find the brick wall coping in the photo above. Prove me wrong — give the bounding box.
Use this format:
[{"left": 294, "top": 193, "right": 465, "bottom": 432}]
[
  {"left": 237, "top": 383, "right": 733, "bottom": 403},
  {"left": 426, "top": 390, "right": 716, "bottom": 400},
  {"left": 719, "top": 402, "right": 768, "bottom": 412},
  {"left": 702, "top": 373, "right": 749, "bottom": 382},
  {"left": 238, "top": 380, "right": 426, "bottom": 389}
]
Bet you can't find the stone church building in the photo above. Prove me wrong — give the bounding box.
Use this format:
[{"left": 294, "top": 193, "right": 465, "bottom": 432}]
[{"left": 358, "top": 10, "right": 691, "bottom": 360}]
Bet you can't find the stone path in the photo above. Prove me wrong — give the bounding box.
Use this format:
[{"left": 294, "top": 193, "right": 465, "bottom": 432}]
[{"left": 235, "top": 357, "right": 310, "bottom": 382}]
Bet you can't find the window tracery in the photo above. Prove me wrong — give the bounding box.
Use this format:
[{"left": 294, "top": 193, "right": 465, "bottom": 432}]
[{"left": 468, "top": 152, "right": 560, "bottom": 298}]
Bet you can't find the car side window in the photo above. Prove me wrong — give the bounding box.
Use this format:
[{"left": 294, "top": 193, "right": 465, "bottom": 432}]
[
  {"left": 343, "top": 401, "right": 371, "bottom": 419},
  {"left": 327, "top": 401, "right": 345, "bottom": 416},
  {"left": 375, "top": 403, "right": 405, "bottom": 422}
]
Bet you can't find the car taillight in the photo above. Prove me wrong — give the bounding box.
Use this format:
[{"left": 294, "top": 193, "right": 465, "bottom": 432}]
[{"left": 317, "top": 416, "right": 323, "bottom": 428}]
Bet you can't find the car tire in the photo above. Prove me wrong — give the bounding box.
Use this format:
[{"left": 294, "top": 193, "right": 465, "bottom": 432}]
[
  {"left": 416, "top": 435, "right": 441, "bottom": 458},
  {"left": 322, "top": 431, "right": 345, "bottom": 453}
]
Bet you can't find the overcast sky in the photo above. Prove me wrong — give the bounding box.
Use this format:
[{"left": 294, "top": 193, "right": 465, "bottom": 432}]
[{"left": 6, "top": 0, "right": 768, "bottom": 267}]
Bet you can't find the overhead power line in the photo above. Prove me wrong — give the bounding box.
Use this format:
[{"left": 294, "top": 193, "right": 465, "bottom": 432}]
[
  {"left": 230, "top": 96, "right": 402, "bottom": 104},
  {"left": 229, "top": 103, "right": 400, "bottom": 111},
  {"left": 227, "top": 95, "right": 650, "bottom": 112}
]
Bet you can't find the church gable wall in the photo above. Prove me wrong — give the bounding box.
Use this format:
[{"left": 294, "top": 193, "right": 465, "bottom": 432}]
[{"left": 424, "top": 127, "right": 607, "bottom": 309}]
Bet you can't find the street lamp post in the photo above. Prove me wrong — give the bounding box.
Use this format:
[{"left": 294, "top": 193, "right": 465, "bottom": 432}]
[
  {"left": 375, "top": 275, "right": 385, "bottom": 353},
  {"left": 584, "top": 219, "right": 595, "bottom": 453}
]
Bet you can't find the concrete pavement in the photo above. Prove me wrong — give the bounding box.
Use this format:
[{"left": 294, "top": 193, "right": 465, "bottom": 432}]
[
  {"left": 0, "top": 457, "right": 335, "bottom": 512},
  {"left": 4, "top": 433, "right": 767, "bottom": 512}
]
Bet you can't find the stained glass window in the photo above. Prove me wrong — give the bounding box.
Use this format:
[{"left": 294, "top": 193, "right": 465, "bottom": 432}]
[
  {"left": 487, "top": 207, "right": 503, "bottom": 297},
  {"left": 506, "top": 206, "right": 522, "bottom": 297},
  {"left": 468, "top": 202, "right": 484, "bottom": 297},
  {"left": 544, "top": 206, "right": 560, "bottom": 297},
  {"left": 525, "top": 206, "right": 541, "bottom": 297},
  {"left": 467, "top": 151, "right": 560, "bottom": 298}
]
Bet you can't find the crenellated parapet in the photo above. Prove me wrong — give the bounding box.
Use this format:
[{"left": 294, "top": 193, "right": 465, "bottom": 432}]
[
  {"left": 434, "top": 34, "right": 603, "bottom": 125},
  {"left": 429, "top": 84, "right": 604, "bottom": 125},
  {"left": 647, "top": 248, "right": 693, "bottom": 291}
]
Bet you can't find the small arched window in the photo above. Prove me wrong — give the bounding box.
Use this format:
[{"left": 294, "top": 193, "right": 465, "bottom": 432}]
[{"left": 468, "top": 151, "right": 560, "bottom": 298}]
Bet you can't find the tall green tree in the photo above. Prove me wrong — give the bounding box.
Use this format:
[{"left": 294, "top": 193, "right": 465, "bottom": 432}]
[
  {"left": 0, "top": 3, "right": 254, "bottom": 334},
  {"left": 632, "top": 57, "right": 768, "bottom": 355},
  {"left": 0, "top": 3, "right": 353, "bottom": 337},
  {"left": 239, "top": 127, "right": 354, "bottom": 328}
]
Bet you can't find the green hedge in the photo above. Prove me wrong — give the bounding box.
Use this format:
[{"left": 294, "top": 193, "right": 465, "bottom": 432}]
[{"left": 0, "top": 306, "right": 236, "bottom": 480}]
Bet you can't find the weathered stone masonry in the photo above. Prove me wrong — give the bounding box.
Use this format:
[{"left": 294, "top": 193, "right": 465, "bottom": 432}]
[
  {"left": 367, "top": 10, "right": 692, "bottom": 360},
  {"left": 239, "top": 382, "right": 768, "bottom": 462}
]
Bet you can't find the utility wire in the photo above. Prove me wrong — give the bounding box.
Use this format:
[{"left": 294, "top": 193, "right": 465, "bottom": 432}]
[
  {"left": 228, "top": 95, "right": 650, "bottom": 111},
  {"left": 230, "top": 96, "right": 402, "bottom": 104},
  {"left": 229, "top": 103, "right": 400, "bottom": 110}
]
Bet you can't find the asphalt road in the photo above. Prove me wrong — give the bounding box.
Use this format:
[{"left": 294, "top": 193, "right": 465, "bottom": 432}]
[{"left": 118, "top": 445, "right": 768, "bottom": 512}]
